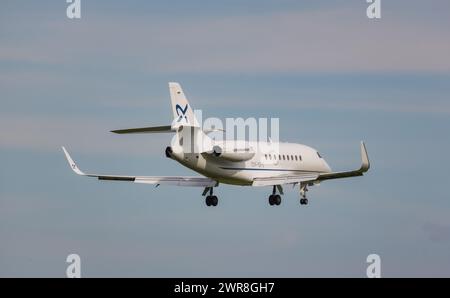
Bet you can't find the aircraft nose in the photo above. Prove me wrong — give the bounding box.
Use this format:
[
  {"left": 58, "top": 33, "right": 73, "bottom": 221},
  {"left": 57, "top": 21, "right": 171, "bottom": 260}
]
[{"left": 323, "top": 159, "right": 332, "bottom": 173}]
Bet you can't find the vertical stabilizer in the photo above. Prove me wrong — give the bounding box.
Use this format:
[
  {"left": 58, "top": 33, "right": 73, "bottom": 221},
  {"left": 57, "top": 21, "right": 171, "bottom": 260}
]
[{"left": 169, "top": 82, "right": 200, "bottom": 128}]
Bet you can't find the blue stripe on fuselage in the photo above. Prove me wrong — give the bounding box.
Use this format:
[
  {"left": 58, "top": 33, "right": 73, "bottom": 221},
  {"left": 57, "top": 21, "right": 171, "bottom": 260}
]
[{"left": 219, "top": 167, "right": 323, "bottom": 173}]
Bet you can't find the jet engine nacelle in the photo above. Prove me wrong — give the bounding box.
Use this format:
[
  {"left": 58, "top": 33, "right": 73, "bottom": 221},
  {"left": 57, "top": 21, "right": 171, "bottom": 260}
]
[
  {"left": 211, "top": 145, "right": 255, "bottom": 162},
  {"left": 165, "top": 146, "right": 173, "bottom": 158}
]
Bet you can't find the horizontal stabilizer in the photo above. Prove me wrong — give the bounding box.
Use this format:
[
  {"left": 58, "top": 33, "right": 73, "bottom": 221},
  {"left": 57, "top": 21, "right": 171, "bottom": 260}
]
[{"left": 111, "top": 125, "right": 174, "bottom": 134}]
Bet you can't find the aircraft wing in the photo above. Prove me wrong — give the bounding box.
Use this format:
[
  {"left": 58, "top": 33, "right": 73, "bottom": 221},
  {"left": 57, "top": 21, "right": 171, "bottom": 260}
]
[
  {"left": 317, "top": 141, "right": 370, "bottom": 181},
  {"left": 252, "top": 173, "right": 319, "bottom": 186},
  {"left": 62, "top": 147, "right": 217, "bottom": 187}
]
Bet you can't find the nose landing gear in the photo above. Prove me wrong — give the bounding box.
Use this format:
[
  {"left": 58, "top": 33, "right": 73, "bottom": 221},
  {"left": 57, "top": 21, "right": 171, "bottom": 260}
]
[{"left": 299, "top": 183, "right": 309, "bottom": 205}]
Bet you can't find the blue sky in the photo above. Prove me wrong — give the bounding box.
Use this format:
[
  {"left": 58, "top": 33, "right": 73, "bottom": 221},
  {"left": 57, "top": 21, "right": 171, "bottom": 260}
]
[{"left": 1, "top": 0, "right": 450, "bottom": 277}]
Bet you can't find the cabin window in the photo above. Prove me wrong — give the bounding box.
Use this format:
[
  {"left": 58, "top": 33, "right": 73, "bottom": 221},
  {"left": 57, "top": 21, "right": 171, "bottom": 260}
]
[
  {"left": 287, "top": 155, "right": 290, "bottom": 160},
  {"left": 290, "top": 155, "right": 293, "bottom": 160},
  {"left": 269, "top": 154, "right": 272, "bottom": 160},
  {"left": 282, "top": 155, "right": 285, "bottom": 160},
  {"left": 265, "top": 154, "right": 268, "bottom": 160},
  {"left": 299, "top": 155, "right": 302, "bottom": 161},
  {"left": 279, "top": 154, "right": 281, "bottom": 160},
  {"left": 294, "top": 155, "right": 298, "bottom": 161}
]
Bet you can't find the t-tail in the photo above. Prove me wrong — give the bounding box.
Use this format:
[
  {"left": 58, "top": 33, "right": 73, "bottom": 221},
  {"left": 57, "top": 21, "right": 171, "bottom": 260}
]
[
  {"left": 110, "top": 82, "right": 201, "bottom": 134},
  {"left": 109, "top": 82, "right": 212, "bottom": 153}
]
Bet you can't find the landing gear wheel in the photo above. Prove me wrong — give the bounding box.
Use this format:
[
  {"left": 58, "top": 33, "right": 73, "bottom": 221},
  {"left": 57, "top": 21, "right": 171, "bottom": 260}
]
[
  {"left": 300, "top": 198, "right": 309, "bottom": 205},
  {"left": 269, "top": 194, "right": 281, "bottom": 206},
  {"left": 274, "top": 194, "right": 281, "bottom": 205},
  {"left": 205, "top": 195, "right": 218, "bottom": 207},
  {"left": 211, "top": 195, "right": 218, "bottom": 206}
]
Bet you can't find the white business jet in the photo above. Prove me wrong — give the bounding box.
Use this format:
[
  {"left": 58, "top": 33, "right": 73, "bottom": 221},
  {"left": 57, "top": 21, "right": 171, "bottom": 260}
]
[{"left": 62, "top": 82, "right": 370, "bottom": 206}]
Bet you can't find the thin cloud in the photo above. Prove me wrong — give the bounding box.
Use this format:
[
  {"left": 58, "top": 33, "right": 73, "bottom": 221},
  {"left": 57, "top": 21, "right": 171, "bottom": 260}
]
[
  {"left": 0, "top": 115, "right": 170, "bottom": 156},
  {"left": 423, "top": 222, "right": 450, "bottom": 243},
  {"left": 1, "top": 6, "right": 450, "bottom": 73},
  {"left": 191, "top": 95, "right": 450, "bottom": 115}
]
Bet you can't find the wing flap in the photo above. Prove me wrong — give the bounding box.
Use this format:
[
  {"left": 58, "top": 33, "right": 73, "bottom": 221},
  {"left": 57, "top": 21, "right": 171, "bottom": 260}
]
[
  {"left": 135, "top": 176, "right": 216, "bottom": 187},
  {"left": 252, "top": 173, "right": 319, "bottom": 187}
]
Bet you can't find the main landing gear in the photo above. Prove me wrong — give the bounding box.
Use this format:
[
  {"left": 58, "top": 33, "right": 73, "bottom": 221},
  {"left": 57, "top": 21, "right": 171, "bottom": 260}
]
[
  {"left": 203, "top": 187, "right": 218, "bottom": 207},
  {"left": 205, "top": 195, "right": 218, "bottom": 206},
  {"left": 268, "top": 185, "right": 283, "bottom": 206},
  {"left": 299, "top": 183, "right": 309, "bottom": 205},
  {"left": 269, "top": 194, "right": 281, "bottom": 205}
]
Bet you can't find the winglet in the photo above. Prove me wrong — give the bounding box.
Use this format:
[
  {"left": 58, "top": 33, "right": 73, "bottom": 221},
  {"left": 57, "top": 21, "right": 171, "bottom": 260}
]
[
  {"left": 61, "top": 146, "right": 86, "bottom": 176},
  {"left": 360, "top": 141, "right": 370, "bottom": 172},
  {"left": 316, "top": 142, "right": 370, "bottom": 182}
]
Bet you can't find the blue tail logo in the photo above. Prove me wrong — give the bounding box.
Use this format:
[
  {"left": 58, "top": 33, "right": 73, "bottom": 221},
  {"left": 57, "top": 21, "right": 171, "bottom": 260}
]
[{"left": 176, "top": 104, "right": 188, "bottom": 123}]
